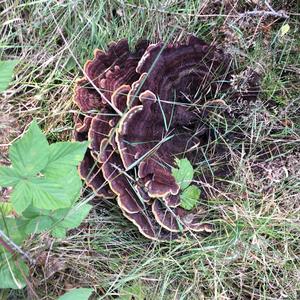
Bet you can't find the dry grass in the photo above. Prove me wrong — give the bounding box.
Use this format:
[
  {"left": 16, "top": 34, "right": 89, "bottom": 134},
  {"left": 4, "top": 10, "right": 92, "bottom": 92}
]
[{"left": 1, "top": 0, "right": 300, "bottom": 299}]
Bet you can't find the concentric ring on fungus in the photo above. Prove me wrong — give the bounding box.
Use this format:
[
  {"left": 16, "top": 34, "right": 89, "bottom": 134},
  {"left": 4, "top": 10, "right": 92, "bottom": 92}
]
[{"left": 73, "top": 36, "right": 260, "bottom": 241}]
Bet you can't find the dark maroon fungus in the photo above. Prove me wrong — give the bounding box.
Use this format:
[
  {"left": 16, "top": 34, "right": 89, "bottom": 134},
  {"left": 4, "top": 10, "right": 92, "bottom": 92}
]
[{"left": 73, "top": 37, "right": 259, "bottom": 241}]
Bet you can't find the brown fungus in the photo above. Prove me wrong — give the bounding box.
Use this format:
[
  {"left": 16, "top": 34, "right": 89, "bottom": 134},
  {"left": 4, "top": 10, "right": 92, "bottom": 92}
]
[{"left": 73, "top": 37, "right": 259, "bottom": 241}]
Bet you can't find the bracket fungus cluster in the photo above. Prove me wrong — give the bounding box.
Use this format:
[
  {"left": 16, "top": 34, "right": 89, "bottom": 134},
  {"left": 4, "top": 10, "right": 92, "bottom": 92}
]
[{"left": 73, "top": 36, "right": 256, "bottom": 241}]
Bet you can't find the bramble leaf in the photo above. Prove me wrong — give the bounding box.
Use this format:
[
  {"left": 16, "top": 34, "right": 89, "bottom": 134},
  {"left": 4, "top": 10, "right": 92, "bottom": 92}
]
[
  {"left": 0, "top": 119, "right": 90, "bottom": 289},
  {"left": 29, "top": 178, "right": 73, "bottom": 210},
  {"left": 54, "top": 203, "right": 92, "bottom": 229},
  {"left": 49, "top": 203, "right": 92, "bottom": 238},
  {"left": 0, "top": 217, "right": 27, "bottom": 253},
  {"left": 48, "top": 141, "right": 88, "bottom": 165},
  {"left": 179, "top": 185, "right": 201, "bottom": 210},
  {"left": 11, "top": 177, "right": 75, "bottom": 214},
  {"left": 0, "top": 253, "right": 29, "bottom": 289},
  {"left": 9, "top": 121, "right": 49, "bottom": 177},
  {"left": 25, "top": 215, "right": 54, "bottom": 234},
  {"left": 0, "top": 203, "right": 13, "bottom": 216},
  {"left": 22, "top": 203, "right": 92, "bottom": 238},
  {"left": 0, "top": 166, "right": 21, "bottom": 187},
  {"left": 0, "top": 60, "right": 19, "bottom": 92},
  {"left": 172, "top": 158, "right": 194, "bottom": 190},
  {"left": 11, "top": 180, "right": 32, "bottom": 214},
  {"left": 58, "top": 288, "right": 93, "bottom": 300},
  {"left": 51, "top": 226, "right": 66, "bottom": 238},
  {"left": 4, "top": 121, "right": 85, "bottom": 213},
  {"left": 44, "top": 141, "right": 89, "bottom": 177}
]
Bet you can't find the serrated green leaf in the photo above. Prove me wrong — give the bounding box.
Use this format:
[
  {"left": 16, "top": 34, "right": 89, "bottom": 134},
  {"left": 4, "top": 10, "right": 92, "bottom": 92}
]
[
  {"left": 280, "top": 23, "right": 290, "bottom": 37},
  {"left": 25, "top": 215, "right": 54, "bottom": 234},
  {"left": 42, "top": 167, "right": 82, "bottom": 206},
  {"left": 11, "top": 176, "right": 76, "bottom": 214},
  {"left": 22, "top": 205, "right": 43, "bottom": 219},
  {"left": 54, "top": 203, "right": 92, "bottom": 229},
  {"left": 58, "top": 288, "right": 93, "bottom": 300},
  {"left": 0, "top": 218, "right": 27, "bottom": 252},
  {"left": 29, "top": 178, "right": 72, "bottom": 210},
  {"left": 0, "top": 203, "right": 13, "bottom": 216},
  {"left": 9, "top": 121, "right": 49, "bottom": 177},
  {"left": 172, "top": 158, "right": 194, "bottom": 190},
  {"left": 48, "top": 203, "right": 91, "bottom": 238},
  {"left": 0, "top": 60, "right": 19, "bottom": 92},
  {"left": 62, "top": 169, "right": 82, "bottom": 205},
  {"left": 44, "top": 141, "right": 89, "bottom": 177},
  {"left": 44, "top": 143, "right": 88, "bottom": 178},
  {"left": 11, "top": 180, "right": 32, "bottom": 214},
  {"left": 180, "top": 185, "right": 201, "bottom": 210},
  {"left": 51, "top": 226, "right": 67, "bottom": 238},
  {"left": 0, "top": 166, "right": 21, "bottom": 187},
  {"left": 22, "top": 202, "right": 91, "bottom": 237},
  {"left": 0, "top": 253, "right": 28, "bottom": 289}
]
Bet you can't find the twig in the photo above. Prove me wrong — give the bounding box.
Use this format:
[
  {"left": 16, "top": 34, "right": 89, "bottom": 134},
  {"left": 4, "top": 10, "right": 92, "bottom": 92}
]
[
  {"left": 264, "top": 0, "right": 276, "bottom": 14},
  {"left": 237, "top": 9, "right": 289, "bottom": 20},
  {"left": 0, "top": 229, "right": 35, "bottom": 264},
  {"left": 0, "top": 236, "right": 14, "bottom": 255}
]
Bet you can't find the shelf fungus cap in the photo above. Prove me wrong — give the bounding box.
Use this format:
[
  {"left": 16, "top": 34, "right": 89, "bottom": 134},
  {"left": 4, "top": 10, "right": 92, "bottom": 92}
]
[
  {"left": 100, "top": 139, "right": 145, "bottom": 214},
  {"left": 152, "top": 200, "right": 214, "bottom": 233},
  {"left": 122, "top": 209, "right": 179, "bottom": 241},
  {"left": 133, "top": 35, "right": 231, "bottom": 103},
  {"left": 72, "top": 37, "right": 259, "bottom": 241},
  {"left": 78, "top": 150, "right": 114, "bottom": 198}
]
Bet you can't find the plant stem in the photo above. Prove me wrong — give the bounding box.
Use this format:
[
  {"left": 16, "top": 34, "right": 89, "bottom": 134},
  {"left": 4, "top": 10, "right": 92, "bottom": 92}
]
[{"left": 0, "top": 229, "right": 35, "bottom": 264}]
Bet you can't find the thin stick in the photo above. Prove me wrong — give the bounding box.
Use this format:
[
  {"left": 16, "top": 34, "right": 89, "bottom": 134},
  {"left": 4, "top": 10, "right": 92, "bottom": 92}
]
[
  {"left": 237, "top": 9, "right": 289, "bottom": 20},
  {"left": 0, "top": 229, "right": 35, "bottom": 264}
]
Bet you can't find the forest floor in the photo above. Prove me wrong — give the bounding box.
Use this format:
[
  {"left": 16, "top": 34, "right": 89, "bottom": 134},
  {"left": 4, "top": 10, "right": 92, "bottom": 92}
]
[{"left": 1, "top": 1, "right": 300, "bottom": 299}]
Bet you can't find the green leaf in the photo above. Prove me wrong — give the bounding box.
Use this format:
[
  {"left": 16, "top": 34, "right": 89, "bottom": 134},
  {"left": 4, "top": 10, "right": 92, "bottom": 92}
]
[
  {"left": 51, "top": 226, "right": 67, "bottom": 238},
  {"left": 22, "top": 205, "right": 43, "bottom": 219},
  {"left": 44, "top": 142, "right": 88, "bottom": 178},
  {"left": 4, "top": 121, "right": 84, "bottom": 213},
  {"left": 25, "top": 215, "right": 54, "bottom": 234},
  {"left": 29, "top": 178, "right": 73, "bottom": 210},
  {"left": 0, "top": 203, "right": 13, "bottom": 216},
  {"left": 172, "top": 158, "right": 194, "bottom": 190},
  {"left": 280, "top": 23, "right": 290, "bottom": 37},
  {"left": 45, "top": 141, "right": 88, "bottom": 177},
  {"left": 0, "top": 253, "right": 29, "bottom": 289},
  {"left": 0, "top": 217, "right": 27, "bottom": 252},
  {"left": 180, "top": 185, "right": 201, "bottom": 210},
  {"left": 11, "top": 180, "right": 32, "bottom": 214},
  {"left": 42, "top": 164, "right": 82, "bottom": 205},
  {"left": 11, "top": 176, "right": 76, "bottom": 214},
  {"left": 22, "top": 203, "right": 91, "bottom": 237},
  {"left": 61, "top": 169, "right": 83, "bottom": 205},
  {"left": 58, "top": 288, "right": 93, "bottom": 300},
  {"left": 54, "top": 203, "right": 92, "bottom": 229},
  {"left": 119, "top": 281, "right": 145, "bottom": 300},
  {"left": 0, "top": 166, "right": 21, "bottom": 187},
  {"left": 49, "top": 203, "right": 91, "bottom": 238},
  {"left": 9, "top": 120, "right": 49, "bottom": 176},
  {"left": 0, "top": 60, "right": 19, "bottom": 92}
]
